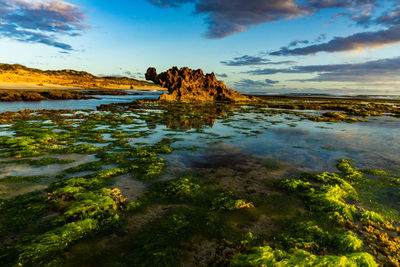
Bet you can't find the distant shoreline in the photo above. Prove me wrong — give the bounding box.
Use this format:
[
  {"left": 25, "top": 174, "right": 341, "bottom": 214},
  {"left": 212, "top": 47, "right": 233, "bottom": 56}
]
[{"left": 248, "top": 94, "right": 400, "bottom": 103}]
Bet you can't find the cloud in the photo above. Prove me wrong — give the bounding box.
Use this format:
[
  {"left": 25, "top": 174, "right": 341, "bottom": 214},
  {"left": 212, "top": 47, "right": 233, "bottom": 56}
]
[
  {"left": 0, "top": 0, "right": 87, "bottom": 50},
  {"left": 246, "top": 57, "right": 400, "bottom": 82},
  {"left": 148, "top": 0, "right": 306, "bottom": 38},
  {"left": 234, "top": 78, "right": 279, "bottom": 88},
  {"left": 196, "top": 0, "right": 307, "bottom": 38},
  {"left": 270, "top": 1, "right": 400, "bottom": 56},
  {"left": 265, "top": 78, "right": 279, "bottom": 84},
  {"left": 148, "top": 0, "right": 381, "bottom": 38},
  {"left": 147, "top": 0, "right": 193, "bottom": 8},
  {"left": 245, "top": 68, "right": 285, "bottom": 75},
  {"left": 221, "top": 55, "right": 270, "bottom": 66},
  {"left": 375, "top": 3, "right": 400, "bottom": 27},
  {"left": 221, "top": 55, "right": 295, "bottom": 66},
  {"left": 289, "top": 39, "right": 309, "bottom": 47},
  {"left": 305, "top": 0, "right": 377, "bottom": 10},
  {"left": 315, "top": 33, "right": 326, "bottom": 42},
  {"left": 270, "top": 25, "right": 400, "bottom": 56},
  {"left": 215, "top": 73, "right": 228, "bottom": 78}
]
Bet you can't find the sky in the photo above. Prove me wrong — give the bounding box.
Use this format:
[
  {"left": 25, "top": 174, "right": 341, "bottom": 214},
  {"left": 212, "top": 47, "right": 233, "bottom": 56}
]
[{"left": 0, "top": 0, "right": 400, "bottom": 95}]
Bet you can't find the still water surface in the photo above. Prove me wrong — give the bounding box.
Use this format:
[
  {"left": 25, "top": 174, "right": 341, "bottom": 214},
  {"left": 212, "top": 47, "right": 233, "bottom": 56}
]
[{"left": 0, "top": 93, "right": 399, "bottom": 199}]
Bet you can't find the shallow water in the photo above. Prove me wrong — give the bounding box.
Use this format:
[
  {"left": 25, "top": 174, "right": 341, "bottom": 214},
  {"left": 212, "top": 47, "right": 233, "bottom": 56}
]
[
  {"left": 1, "top": 97, "right": 400, "bottom": 266},
  {"left": 0, "top": 91, "right": 162, "bottom": 112},
  {"left": 0, "top": 105, "right": 399, "bottom": 183}
]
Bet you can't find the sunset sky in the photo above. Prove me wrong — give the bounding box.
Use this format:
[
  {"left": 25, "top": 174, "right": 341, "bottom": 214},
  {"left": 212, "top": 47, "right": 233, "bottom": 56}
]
[{"left": 1, "top": 0, "right": 400, "bottom": 94}]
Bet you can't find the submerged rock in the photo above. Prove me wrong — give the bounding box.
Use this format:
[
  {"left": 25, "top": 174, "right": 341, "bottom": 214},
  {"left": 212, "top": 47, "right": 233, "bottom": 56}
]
[{"left": 145, "top": 67, "right": 250, "bottom": 102}]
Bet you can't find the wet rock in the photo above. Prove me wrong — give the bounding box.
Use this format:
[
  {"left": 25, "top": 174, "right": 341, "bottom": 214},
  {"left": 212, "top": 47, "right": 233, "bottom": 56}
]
[{"left": 145, "top": 66, "right": 250, "bottom": 102}]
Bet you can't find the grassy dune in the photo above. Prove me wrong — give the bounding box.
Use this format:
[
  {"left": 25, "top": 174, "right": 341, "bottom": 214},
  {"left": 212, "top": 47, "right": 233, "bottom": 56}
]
[{"left": 0, "top": 64, "right": 164, "bottom": 91}]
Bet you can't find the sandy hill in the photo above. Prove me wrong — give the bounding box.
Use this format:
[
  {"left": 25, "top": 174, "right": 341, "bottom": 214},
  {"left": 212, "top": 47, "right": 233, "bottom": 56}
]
[{"left": 0, "top": 63, "right": 164, "bottom": 90}]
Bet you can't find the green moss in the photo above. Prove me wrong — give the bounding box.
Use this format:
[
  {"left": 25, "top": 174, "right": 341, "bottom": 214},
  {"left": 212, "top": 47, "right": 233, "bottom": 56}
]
[
  {"left": 126, "top": 200, "right": 142, "bottom": 211},
  {"left": 150, "top": 177, "right": 202, "bottom": 201},
  {"left": 0, "top": 175, "right": 45, "bottom": 184},
  {"left": 11, "top": 188, "right": 126, "bottom": 266},
  {"left": 262, "top": 158, "right": 283, "bottom": 170},
  {"left": 336, "top": 159, "right": 364, "bottom": 182},
  {"left": 0, "top": 191, "right": 49, "bottom": 234},
  {"left": 49, "top": 168, "right": 127, "bottom": 200},
  {"left": 337, "top": 231, "right": 364, "bottom": 253},
  {"left": 52, "top": 143, "right": 103, "bottom": 154},
  {"left": 94, "top": 168, "right": 128, "bottom": 179},
  {"left": 363, "top": 169, "right": 390, "bottom": 177},
  {"left": 63, "top": 188, "right": 123, "bottom": 221},
  {"left": 17, "top": 218, "right": 100, "bottom": 266},
  {"left": 276, "top": 221, "right": 363, "bottom": 254},
  {"left": 0, "top": 100, "right": 398, "bottom": 266},
  {"left": 380, "top": 177, "right": 400, "bottom": 186},
  {"left": 0, "top": 136, "right": 46, "bottom": 157},
  {"left": 118, "top": 208, "right": 201, "bottom": 267},
  {"left": 211, "top": 192, "right": 254, "bottom": 211},
  {"left": 280, "top": 174, "right": 358, "bottom": 222},
  {"left": 360, "top": 211, "right": 384, "bottom": 224},
  {"left": 231, "top": 246, "right": 377, "bottom": 267}
]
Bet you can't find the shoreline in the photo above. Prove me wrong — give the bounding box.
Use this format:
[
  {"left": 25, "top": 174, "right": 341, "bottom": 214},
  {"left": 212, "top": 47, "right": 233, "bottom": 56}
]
[
  {"left": 0, "top": 88, "right": 162, "bottom": 102},
  {"left": 249, "top": 94, "right": 400, "bottom": 103}
]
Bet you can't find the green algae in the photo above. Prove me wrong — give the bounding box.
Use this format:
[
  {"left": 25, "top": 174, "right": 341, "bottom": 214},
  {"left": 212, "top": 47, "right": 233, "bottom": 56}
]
[
  {"left": 276, "top": 160, "right": 400, "bottom": 266},
  {"left": 1, "top": 157, "right": 73, "bottom": 166},
  {"left": 262, "top": 158, "right": 284, "bottom": 170},
  {"left": 16, "top": 218, "right": 101, "bottom": 266},
  {"left": 4, "top": 187, "right": 126, "bottom": 266},
  {"left": 231, "top": 246, "right": 376, "bottom": 267},
  {"left": 0, "top": 191, "right": 50, "bottom": 237},
  {"left": 53, "top": 143, "right": 104, "bottom": 154},
  {"left": 210, "top": 192, "right": 255, "bottom": 211},
  {"left": 363, "top": 169, "right": 390, "bottom": 177},
  {"left": 0, "top": 99, "right": 399, "bottom": 266},
  {"left": 0, "top": 109, "right": 186, "bottom": 266},
  {"left": 380, "top": 177, "right": 400, "bottom": 187},
  {"left": 0, "top": 175, "right": 45, "bottom": 184}
]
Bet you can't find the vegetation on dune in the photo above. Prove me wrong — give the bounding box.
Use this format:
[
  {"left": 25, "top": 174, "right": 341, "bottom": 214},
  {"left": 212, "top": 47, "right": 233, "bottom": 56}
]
[{"left": 0, "top": 63, "right": 159, "bottom": 90}]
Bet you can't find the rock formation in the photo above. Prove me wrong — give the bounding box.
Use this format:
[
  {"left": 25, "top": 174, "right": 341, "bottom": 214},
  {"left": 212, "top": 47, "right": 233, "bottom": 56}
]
[{"left": 145, "top": 67, "right": 249, "bottom": 102}]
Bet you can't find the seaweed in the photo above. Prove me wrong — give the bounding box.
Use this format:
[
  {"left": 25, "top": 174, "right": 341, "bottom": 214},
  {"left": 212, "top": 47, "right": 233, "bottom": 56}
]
[{"left": 231, "top": 246, "right": 377, "bottom": 267}]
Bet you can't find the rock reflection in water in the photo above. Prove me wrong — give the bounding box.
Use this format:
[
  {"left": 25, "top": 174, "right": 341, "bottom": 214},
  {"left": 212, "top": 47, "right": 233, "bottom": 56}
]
[{"left": 99, "top": 100, "right": 237, "bottom": 130}]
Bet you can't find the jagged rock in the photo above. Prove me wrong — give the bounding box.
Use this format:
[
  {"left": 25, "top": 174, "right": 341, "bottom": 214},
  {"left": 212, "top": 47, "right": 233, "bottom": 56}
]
[{"left": 145, "top": 67, "right": 250, "bottom": 102}]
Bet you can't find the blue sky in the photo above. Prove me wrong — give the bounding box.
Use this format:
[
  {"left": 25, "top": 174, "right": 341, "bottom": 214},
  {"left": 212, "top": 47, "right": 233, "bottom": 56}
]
[{"left": 1, "top": 0, "right": 400, "bottom": 95}]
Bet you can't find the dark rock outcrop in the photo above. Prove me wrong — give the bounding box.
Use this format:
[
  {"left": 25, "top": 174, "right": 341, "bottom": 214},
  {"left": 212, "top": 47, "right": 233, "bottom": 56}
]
[{"left": 145, "top": 67, "right": 249, "bottom": 102}]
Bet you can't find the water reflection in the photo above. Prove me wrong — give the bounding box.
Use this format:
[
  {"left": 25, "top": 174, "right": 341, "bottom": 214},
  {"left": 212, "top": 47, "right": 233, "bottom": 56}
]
[{"left": 0, "top": 99, "right": 399, "bottom": 199}]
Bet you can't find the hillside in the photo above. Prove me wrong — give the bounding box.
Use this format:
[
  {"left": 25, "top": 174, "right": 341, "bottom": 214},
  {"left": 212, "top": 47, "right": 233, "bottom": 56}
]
[{"left": 0, "top": 64, "right": 164, "bottom": 90}]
